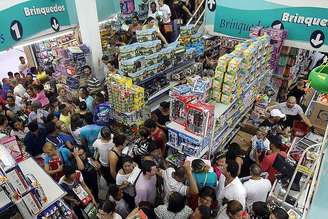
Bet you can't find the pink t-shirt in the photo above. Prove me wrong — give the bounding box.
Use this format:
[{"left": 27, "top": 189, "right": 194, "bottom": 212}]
[
  {"left": 33, "top": 90, "right": 49, "bottom": 107},
  {"left": 135, "top": 174, "right": 157, "bottom": 206}
]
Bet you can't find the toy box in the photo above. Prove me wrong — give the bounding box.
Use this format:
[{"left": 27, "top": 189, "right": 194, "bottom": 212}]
[
  {"left": 170, "top": 94, "right": 196, "bottom": 125},
  {"left": 136, "top": 28, "right": 157, "bottom": 42},
  {"left": 185, "top": 101, "right": 215, "bottom": 136}
]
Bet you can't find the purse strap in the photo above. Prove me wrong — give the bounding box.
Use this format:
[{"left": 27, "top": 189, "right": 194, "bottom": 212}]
[{"left": 202, "top": 172, "right": 208, "bottom": 188}]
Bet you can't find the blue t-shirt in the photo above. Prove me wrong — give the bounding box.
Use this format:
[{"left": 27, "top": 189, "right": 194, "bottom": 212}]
[
  {"left": 80, "top": 124, "right": 103, "bottom": 154},
  {"left": 44, "top": 147, "right": 73, "bottom": 167},
  {"left": 192, "top": 172, "right": 218, "bottom": 190}
]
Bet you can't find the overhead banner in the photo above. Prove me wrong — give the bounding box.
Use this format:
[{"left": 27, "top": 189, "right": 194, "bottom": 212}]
[
  {"left": 212, "top": 0, "right": 328, "bottom": 51},
  {"left": 0, "top": 0, "right": 72, "bottom": 51}
]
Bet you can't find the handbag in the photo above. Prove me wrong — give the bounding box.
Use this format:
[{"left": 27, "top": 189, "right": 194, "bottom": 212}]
[{"left": 163, "top": 23, "right": 173, "bottom": 33}]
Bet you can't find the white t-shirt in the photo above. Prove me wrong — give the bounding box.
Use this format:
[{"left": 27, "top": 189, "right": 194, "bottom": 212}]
[
  {"left": 218, "top": 177, "right": 246, "bottom": 209},
  {"left": 112, "top": 212, "right": 122, "bottom": 219},
  {"left": 243, "top": 178, "right": 272, "bottom": 209},
  {"left": 18, "top": 63, "right": 28, "bottom": 73},
  {"left": 161, "top": 167, "right": 188, "bottom": 201},
  {"left": 277, "top": 102, "right": 303, "bottom": 116},
  {"left": 159, "top": 4, "right": 171, "bottom": 23},
  {"left": 249, "top": 136, "right": 270, "bottom": 161},
  {"left": 14, "top": 84, "right": 28, "bottom": 98},
  {"left": 116, "top": 171, "right": 136, "bottom": 196},
  {"left": 92, "top": 136, "right": 114, "bottom": 166}
]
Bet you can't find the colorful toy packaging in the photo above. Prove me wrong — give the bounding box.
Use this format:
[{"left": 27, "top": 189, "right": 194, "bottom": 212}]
[
  {"left": 136, "top": 28, "right": 157, "bottom": 42},
  {"left": 186, "top": 101, "right": 215, "bottom": 137},
  {"left": 170, "top": 94, "right": 196, "bottom": 125}
]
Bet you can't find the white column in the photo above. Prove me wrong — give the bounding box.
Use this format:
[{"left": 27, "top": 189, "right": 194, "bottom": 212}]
[{"left": 75, "top": 0, "right": 103, "bottom": 80}]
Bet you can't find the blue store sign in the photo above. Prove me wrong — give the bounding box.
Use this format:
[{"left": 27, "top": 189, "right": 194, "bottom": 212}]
[{"left": 0, "top": 0, "right": 72, "bottom": 51}]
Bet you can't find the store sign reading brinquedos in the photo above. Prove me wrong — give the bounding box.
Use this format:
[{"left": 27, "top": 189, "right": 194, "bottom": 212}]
[
  {"left": 0, "top": 0, "right": 71, "bottom": 51},
  {"left": 212, "top": 0, "right": 328, "bottom": 50}
]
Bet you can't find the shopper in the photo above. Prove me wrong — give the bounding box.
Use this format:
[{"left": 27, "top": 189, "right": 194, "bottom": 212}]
[
  {"left": 45, "top": 121, "right": 73, "bottom": 150},
  {"left": 76, "top": 146, "right": 100, "bottom": 201},
  {"left": 226, "top": 143, "right": 252, "bottom": 177},
  {"left": 82, "top": 65, "right": 103, "bottom": 94},
  {"left": 190, "top": 205, "right": 213, "bottom": 219},
  {"left": 243, "top": 164, "right": 271, "bottom": 209},
  {"left": 70, "top": 113, "right": 84, "bottom": 145},
  {"left": 10, "top": 120, "right": 28, "bottom": 141},
  {"left": 107, "top": 184, "right": 130, "bottom": 218},
  {"left": 250, "top": 201, "right": 270, "bottom": 219},
  {"left": 216, "top": 200, "right": 244, "bottom": 219},
  {"left": 32, "top": 84, "right": 49, "bottom": 108},
  {"left": 79, "top": 87, "right": 94, "bottom": 113},
  {"left": 6, "top": 96, "right": 22, "bottom": 113},
  {"left": 152, "top": 101, "right": 170, "bottom": 130},
  {"left": 249, "top": 127, "right": 271, "bottom": 162},
  {"left": 267, "top": 96, "right": 312, "bottom": 128},
  {"left": 28, "top": 101, "right": 49, "bottom": 125},
  {"left": 260, "top": 109, "right": 286, "bottom": 138},
  {"left": 144, "top": 118, "right": 167, "bottom": 155},
  {"left": 59, "top": 103, "right": 71, "bottom": 128},
  {"left": 79, "top": 112, "right": 103, "bottom": 156},
  {"left": 59, "top": 166, "right": 97, "bottom": 219},
  {"left": 57, "top": 86, "right": 73, "bottom": 106},
  {"left": 93, "top": 92, "right": 111, "bottom": 126},
  {"left": 43, "top": 142, "right": 76, "bottom": 181},
  {"left": 18, "top": 56, "right": 29, "bottom": 74},
  {"left": 135, "top": 160, "right": 158, "bottom": 206},
  {"left": 218, "top": 160, "right": 246, "bottom": 209},
  {"left": 132, "top": 127, "right": 152, "bottom": 164},
  {"left": 0, "top": 103, "right": 16, "bottom": 124},
  {"left": 288, "top": 79, "right": 306, "bottom": 104},
  {"left": 24, "top": 122, "right": 47, "bottom": 158},
  {"left": 12, "top": 80, "right": 28, "bottom": 99},
  {"left": 108, "top": 134, "right": 127, "bottom": 184},
  {"left": 97, "top": 200, "right": 122, "bottom": 219},
  {"left": 143, "top": 17, "right": 168, "bottom": 45},
  {"left": 93, "top": 127, "right": 114, "bottom": 183},
  {"left": 160, "top": 160, "right": 198, "bottom": 201},
  {"left": 154, "top": 192, "right": 193, "bottom": 219},
  {"left": 158, "top": 0, "right": 173, "bottom": 43},
  {"left": 269, "top": 207, "right": 289, "bottom": 219},
  {"left": 0, "top": 114, "right": 11, "bottom": 137},
  {"left": 116, "top": 156, "right": 137, "bottom": 209},
  {"left": 189, "top": 186, "right": 217, "bottom": 211},
  {"left": 255, "top": 135, "right": 287, "bottom": 183},
  {"left": 148, "top": 1, "right": 160, "bottom": 20},
  {"left": 128, "top": 16, "right": 142, "bottom": 43},
  {"left": 192, "top": 159, "right": 218, "bottom": 189}
]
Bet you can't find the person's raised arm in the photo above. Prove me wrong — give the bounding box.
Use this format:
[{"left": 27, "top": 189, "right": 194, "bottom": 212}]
[
  {"left": 184, "top": 161, "right": 199, "bottom": 195},
  {"left": 266, "top": 104, "right": 279, "bottom": 112},
  {"left": 299, "top": 112, "right": 313, "bottom": 128}
]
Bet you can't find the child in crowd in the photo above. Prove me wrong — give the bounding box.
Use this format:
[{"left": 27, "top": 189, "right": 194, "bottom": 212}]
[
  {"left": 250, "top": 127, "right": 271, "bottom": 162},
  {"left": 59, "top": 103, "right": 71, "bottom": 128}
]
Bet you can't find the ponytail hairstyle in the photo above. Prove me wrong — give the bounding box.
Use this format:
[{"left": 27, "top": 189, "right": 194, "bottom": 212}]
[{"left": 192, "top": 159, "right": 210, "bottom": 173}]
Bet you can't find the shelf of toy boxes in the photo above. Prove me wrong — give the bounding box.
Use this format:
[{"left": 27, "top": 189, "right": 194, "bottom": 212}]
[
  {"left": 165, "top": 32, "right": 274, "bottom": 165},
  {"left": 0, "top": 143, "right": 74, "bottom": 219}
]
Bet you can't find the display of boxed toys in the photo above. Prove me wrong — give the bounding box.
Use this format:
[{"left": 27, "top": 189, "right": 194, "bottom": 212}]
[
  {"left": 186, "top": 101, "right": 215, "bottom": 137},
  {"left": 136, "top": 28, "right": 157, "bottom": 42},
  {"left": 170, "top": 94, "right": 196, "bottom": 125},
  {"left": 120, "top": 56, "right": 145, "bottom": 74},
  {"left": 212, "top": 34, "right": 272, "bottom": 104},
  {"left": 107, "top": 75, "right": 145, "bottom": 113}
]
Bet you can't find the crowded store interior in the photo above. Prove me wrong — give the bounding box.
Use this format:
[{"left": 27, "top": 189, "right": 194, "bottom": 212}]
[{"left": 0, "top": 0, "right": 328, "bottom": 219}]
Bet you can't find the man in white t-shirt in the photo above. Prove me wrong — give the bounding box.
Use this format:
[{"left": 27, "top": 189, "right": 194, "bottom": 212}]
[
  {"left": 160, "top": 160, "right": 198, "bottom": 202},
  {"left": 158, "top": 0, "right": 171, "bottom": 23},
  {"left": 218, "top": 160, "right": 246, "bottom": 209},
  {"left": 243, "top": 164, "right": 271, "bottom": 209},
  {"left": 267, "top": 96, "right": 312, "bottom": 128},
  {"left": 18, "top": 56, "right": 29, "bottom": 74}
]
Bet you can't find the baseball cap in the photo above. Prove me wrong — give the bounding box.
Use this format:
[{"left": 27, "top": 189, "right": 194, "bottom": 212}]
[{"left": 270, "top": 109, "right": 285, "bottom": 118}]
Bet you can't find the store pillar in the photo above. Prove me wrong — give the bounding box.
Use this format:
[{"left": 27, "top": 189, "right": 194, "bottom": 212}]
[{"left": 75, "top": 0, "right": 104, "bottom": 80}]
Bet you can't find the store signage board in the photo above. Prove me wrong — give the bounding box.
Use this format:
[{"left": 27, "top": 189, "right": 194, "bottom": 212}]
[
  {"left": 207, "top": 0, "right": 328, "bottom": 51},
  {"left": 0, "top": 0, "right": 71, "bottom": 51}
]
